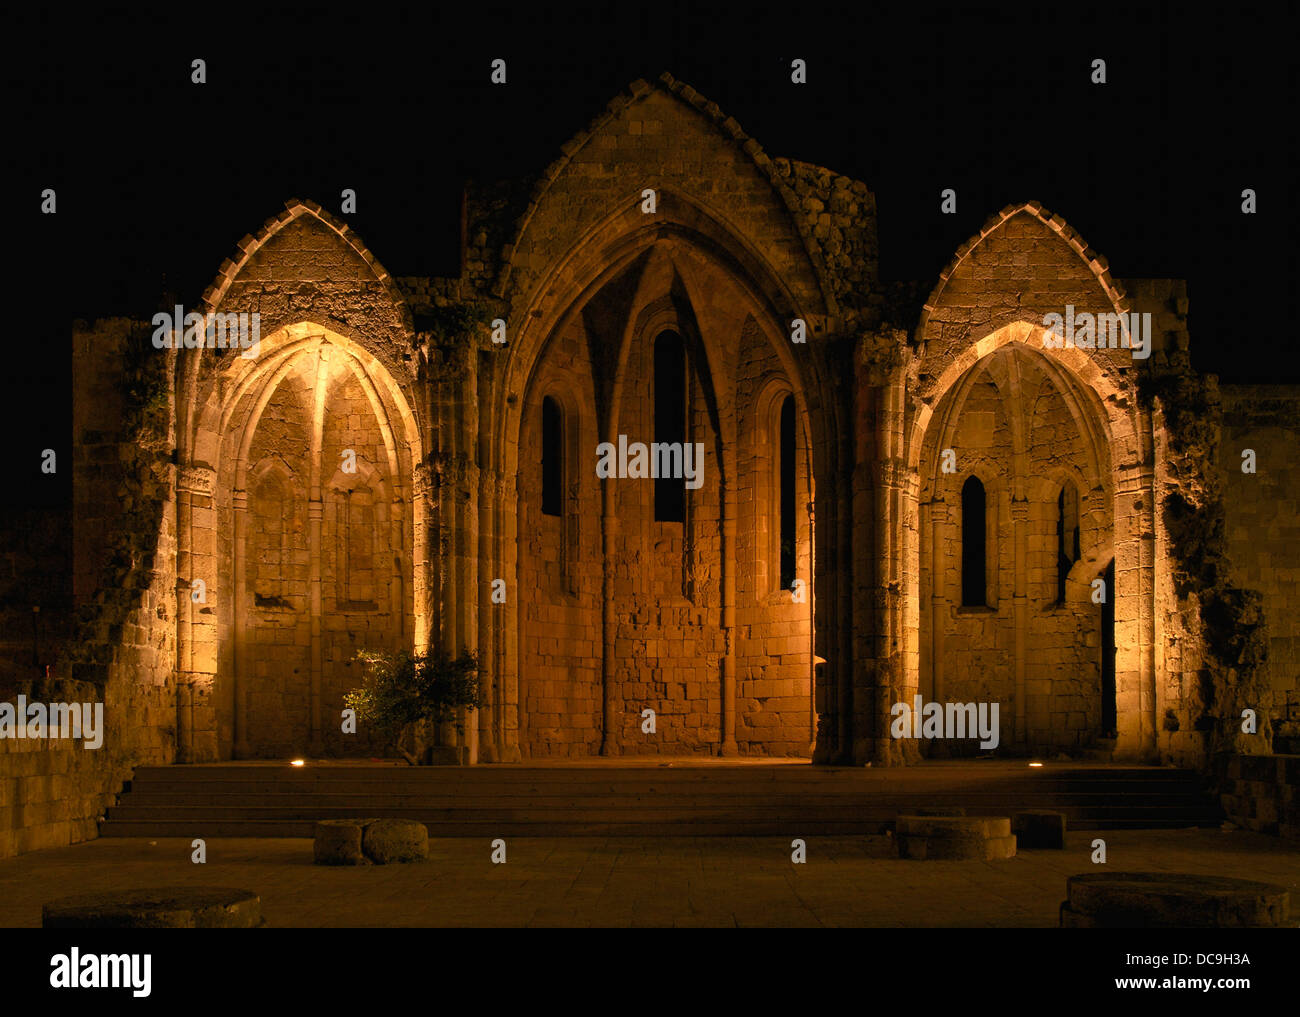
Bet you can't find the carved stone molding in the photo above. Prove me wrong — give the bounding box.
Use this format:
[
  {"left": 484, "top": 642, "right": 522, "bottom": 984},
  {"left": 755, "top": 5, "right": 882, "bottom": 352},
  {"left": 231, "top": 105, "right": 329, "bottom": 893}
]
[{"left": 178, "top": 464, "right": 217, "bottom": 496}]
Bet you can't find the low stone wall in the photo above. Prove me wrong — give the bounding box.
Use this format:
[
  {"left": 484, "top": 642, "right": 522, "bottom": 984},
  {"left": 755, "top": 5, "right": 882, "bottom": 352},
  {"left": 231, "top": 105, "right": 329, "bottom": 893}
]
[
  {"left": 1220, "top": 754, "right": 1300, "bottom": 842},
  {"left": 0, "top": 738, "right": 103, "bottom": 858},
  {"left": 0, "top": 669, "right": 175, "bottom": 860}
]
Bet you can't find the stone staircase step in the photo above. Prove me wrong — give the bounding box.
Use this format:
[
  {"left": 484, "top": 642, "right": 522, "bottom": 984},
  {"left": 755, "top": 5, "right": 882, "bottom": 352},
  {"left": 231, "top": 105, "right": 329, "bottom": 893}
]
[{"left": 99, "top": 762, "right": 1222, "bottom": 838}]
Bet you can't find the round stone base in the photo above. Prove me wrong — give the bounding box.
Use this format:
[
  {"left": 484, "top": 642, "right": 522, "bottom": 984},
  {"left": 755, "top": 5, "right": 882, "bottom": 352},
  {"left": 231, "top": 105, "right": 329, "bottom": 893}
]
[
  {"left": 314, "top": 818, "right": 429, "bottom": 865},
  {"left": 896, "top": 816, "right": 1016, "bottom": 860},
  {"left": 1060, "top": 872, "right": 1293, "bottom": 928},
  {"left": 43, "top": 888, "right": 262, "bottom": 928},
  {"left": 362, "top": 819, "right": 429, "bottom": 864},
  {"left": 313, "top": 819, "right": 376, "bottom": 866}
]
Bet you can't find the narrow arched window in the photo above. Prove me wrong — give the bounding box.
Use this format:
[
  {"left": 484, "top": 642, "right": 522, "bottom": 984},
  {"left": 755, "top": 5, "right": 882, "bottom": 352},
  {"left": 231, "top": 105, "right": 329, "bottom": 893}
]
[
  {"left": 541, "top": 396, "right": 563, "bottom": 517},
  {"left": 961, "top": 475, "right": 986, "bottom": 607},
  {"left": 1056, "top": 481, "right": 1080, "bottom": 603},
  {"left": 335, "top": 485, "right": 376, "bottom": 607},
  {"left": 251, "top": 469, "right": 289, "bottom": 605},
  {"left": 654, "top": 331, "right": 686, "bottom": 522},
  {"left": 779, "top": 394, "right": 796, "bottom": 590}
]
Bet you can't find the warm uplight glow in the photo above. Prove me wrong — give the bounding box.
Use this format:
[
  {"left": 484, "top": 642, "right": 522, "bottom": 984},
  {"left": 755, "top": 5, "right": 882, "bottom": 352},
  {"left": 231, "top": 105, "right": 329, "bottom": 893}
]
[
  {"left": 1029, "top": 762, "right": 1043, "bottom": 767},
  {"left": 290, "top": 759, "right": 305, "bottom": 767}
]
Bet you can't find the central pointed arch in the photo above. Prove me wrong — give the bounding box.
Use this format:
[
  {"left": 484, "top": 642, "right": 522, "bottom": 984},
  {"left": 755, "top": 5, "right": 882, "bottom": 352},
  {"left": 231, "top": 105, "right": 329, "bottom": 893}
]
[{"left": 488, "top": 187, "right": 829, "bottom": 760}]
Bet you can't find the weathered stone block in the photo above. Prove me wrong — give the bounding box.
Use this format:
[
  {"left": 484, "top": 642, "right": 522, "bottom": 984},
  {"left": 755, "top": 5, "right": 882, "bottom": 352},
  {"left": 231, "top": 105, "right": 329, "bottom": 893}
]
[
  {"left": 313, "top": 819, "right": 371, "bottom": 866},
  {"left": 896, "top": 816, "right": 1015, "bottom": 860},
  {"left": 362, "top": 818, "right": 428, "bottom": 864},
  {"left": 897, "top": 816, "right": 1011, "bottom": 839},
  {"left": 43, "top": 887, "right": 263, "bottom": 928},
  {"left": 1062, "top": 873, "right": 1293, "bottom": 928}
]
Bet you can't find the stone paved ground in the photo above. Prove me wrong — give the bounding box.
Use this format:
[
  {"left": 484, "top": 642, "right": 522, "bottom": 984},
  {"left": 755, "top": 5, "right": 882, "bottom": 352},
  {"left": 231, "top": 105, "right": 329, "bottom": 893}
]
[{"left": 1, "top": 829, "right": 1296, "bottom": 927}]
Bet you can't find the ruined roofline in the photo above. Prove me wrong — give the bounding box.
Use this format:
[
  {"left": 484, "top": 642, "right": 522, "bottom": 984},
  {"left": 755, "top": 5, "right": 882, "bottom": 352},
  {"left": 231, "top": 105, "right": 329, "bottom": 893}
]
[
  {"left": 197, "top": 197, "right": 415, "bottom": 338},
  {"left": 782, "top": 157, "right": 874, "bottom": 198},
  {"left": 917, "top": 200, "right": 1132, "bottom": 342},
  {"left": 490, "top": 71, "right": 839, "bottom": 316}
]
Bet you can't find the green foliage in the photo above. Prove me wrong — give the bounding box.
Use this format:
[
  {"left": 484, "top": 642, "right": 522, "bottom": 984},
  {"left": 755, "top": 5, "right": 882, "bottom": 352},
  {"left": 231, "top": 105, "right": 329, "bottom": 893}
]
[
  {"left": 345, "top": 649, "right": 483, "bottom": 745},
  {"left": 66, "top": 324, "right": 173, "bottom": 674},
  {"left": 425, "top": 302, "right": 491, "bottom": 343},
  {"left": 1138, "top": 361, "right": 1272, "bottom": 763}
]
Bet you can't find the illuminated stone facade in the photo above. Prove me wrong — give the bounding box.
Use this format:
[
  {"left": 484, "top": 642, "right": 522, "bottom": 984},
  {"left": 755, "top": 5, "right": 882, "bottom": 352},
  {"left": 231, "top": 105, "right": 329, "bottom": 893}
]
[{"left": 3, "top": 73, "right": 1295, "bottom": 856}]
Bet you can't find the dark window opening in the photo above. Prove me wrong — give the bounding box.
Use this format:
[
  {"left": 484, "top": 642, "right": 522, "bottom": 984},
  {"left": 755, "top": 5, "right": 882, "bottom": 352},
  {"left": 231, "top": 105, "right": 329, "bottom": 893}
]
[
  {"left": 1056, "top": 484, "right": 1081, "bottom": 604},
  {"left": 779, "top": 395, "right": 796, "bottom": 589},
  {"left": 961, "top": 475, "right": 986, "bottom": 607},
  {"left": 1101, "top": 560, "right": 1117, "bottom": 734},
  {"left": 654, "top": 331, "right": 686, "bottom": 522},
  {"left": 541, "top": 396, "right": 563, "bottom": 517},
  {"left": 1056, "top": 489, "right": 1070, "bottom": 603}
]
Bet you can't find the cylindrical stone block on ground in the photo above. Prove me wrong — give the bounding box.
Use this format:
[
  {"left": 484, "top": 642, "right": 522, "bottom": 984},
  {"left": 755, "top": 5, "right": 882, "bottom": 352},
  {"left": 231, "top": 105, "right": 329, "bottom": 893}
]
[
  {"left": 362, "top": 818, "right": 429, "bottom": 864},
  {"left": 313, "top": 819, "right": 371, "bottom": 866},
  {"left": 43, "top": 888, "right": 263, "bottom": 928},
  {"left": 1060, "top": 873, "right": 1293, "bottom": 928}
]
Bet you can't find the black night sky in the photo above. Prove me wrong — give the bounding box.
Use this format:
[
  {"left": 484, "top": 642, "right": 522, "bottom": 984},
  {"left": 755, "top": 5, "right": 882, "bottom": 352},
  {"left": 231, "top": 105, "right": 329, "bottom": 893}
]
[{"left": 8, "top": 3, "right": 1295, "bottom": 507}]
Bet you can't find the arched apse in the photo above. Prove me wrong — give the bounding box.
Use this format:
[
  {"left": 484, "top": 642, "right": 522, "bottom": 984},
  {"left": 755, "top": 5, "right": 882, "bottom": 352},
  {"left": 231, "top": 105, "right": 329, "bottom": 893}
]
[
  {"left": 178, "top": 323, "right": 424, "bottom": 759},
  {"left": 910, "top": 323, "right": 1150, "bottom": 758},
  {"left": 496, "top": 194, "right": 822, "bottom": 759}
]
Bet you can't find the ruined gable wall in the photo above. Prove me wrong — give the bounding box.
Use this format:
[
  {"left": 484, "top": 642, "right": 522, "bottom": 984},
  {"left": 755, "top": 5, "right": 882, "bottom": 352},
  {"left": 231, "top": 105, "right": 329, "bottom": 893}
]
[
  {"left": 497, "top": 80, "right": 831, "bottom": 330},
  {"left": 1, "top": 319, "right": 176, "bottom": 859},
  {"left": 210, "top": 213, "right": 416, "bottom": 388},
  {"left": 910, "top": 210, "right": 1150, "bottom": 759}
]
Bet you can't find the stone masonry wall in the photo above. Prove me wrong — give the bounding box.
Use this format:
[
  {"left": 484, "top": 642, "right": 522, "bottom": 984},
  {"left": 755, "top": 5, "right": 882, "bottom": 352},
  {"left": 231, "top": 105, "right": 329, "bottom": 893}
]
[
  {"left": 611, "top": 324, "right": 725, "bottom": 753},
  {"left": 1, "top": 319, "right": 176, "bottom": 860},
  {"left": 1221, "top": 754, "right": 1300, "bottom": 843},
  {"left": 517, "top": 320, "right": 603, "bottom": 757},
  {"left": 918, "top": 350, "right": 1107, "bottom": 753},
  {"left": 735, "top": 315, "right": 813, "bottom": 755},
  {"left": 1218, "top": 385, "right": 1300, "bottom": 750}
]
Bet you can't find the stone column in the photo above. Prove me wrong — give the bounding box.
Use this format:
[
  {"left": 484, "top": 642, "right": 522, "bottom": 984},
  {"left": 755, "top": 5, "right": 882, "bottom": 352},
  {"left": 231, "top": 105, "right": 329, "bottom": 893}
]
[
  {"left": 1011, "top": 496, "right": 1030, "bottom": 749},
  {"left": 721, "top": 395, "right": 739, "bottom": 757},
  {"left": 600, "top": 477, "right": 619, "bottom": 755},
  {"left": 927, "top": 499, "right": 950, "bottom": 707},
  {"left": 868, "top": 363, "right": 912, "bottom": 766},
  {"left": 458, "top": 449, "right": 481, "bottom": 765},
  {"left": 176, "top": 465, "right": 217, "bottom": 762},
  {"left": 308, "top": 499, "right": 324, "bottom": 756},
  {"left": 1137, "top": 463, "right": 1158, "bottom": 760},
  {"left": 232, "top": 489, "right": 251, "bottom": 759},
  {"left": 456, "top": 351, "right": 482, "bottom": 765},
  {"left": 429, "top": 340, "right": 481, "bottom": 764},
  {"left": 477, "top": 463, "right": 501, "bottom": 762},
  {"left": 807, "top": 499, "right": 818, "bottom": 755},
  {"left": 1113, "top": 468, "right": 1155, "bottom": 760},
  {"left": 411, "top": 460, "right": 434, "bottom": 659}
]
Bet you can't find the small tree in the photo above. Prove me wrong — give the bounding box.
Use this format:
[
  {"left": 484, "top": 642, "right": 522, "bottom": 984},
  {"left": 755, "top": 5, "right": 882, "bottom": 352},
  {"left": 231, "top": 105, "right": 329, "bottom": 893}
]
[{"left": 345, "top": 649, "right": 482, "bottom": 764}]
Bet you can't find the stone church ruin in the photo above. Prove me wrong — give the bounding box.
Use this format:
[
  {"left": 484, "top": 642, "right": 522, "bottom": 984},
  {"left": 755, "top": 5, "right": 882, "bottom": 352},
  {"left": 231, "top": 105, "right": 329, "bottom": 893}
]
[{"left": 2, "top": 73, "right": 1296, "bottom": 858}]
